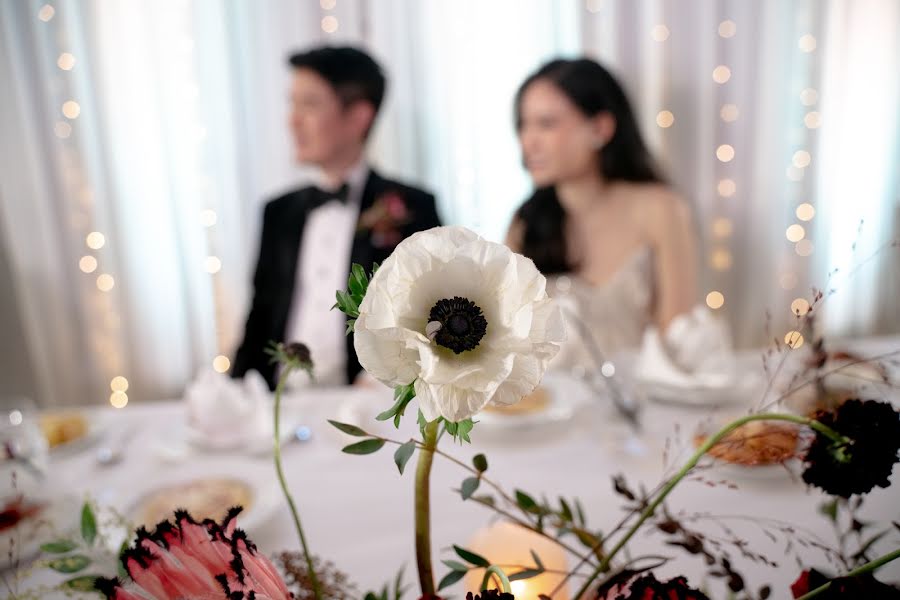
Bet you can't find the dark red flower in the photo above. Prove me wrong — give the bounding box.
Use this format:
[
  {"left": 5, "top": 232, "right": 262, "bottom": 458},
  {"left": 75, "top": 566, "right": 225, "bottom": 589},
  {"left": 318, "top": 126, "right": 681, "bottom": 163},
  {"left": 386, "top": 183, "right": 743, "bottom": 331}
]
[
  {"left": 466, "top": 590, "right": 514, "bottom": 600},
  {"left": 598, "top": 573, "right": 710, "bottom": 600},
  {"left": 801, "top": 399, "right": 900, "bottom": 498},
  {"left": 791, "top": 568, "right": 900, "bottom": 598}
]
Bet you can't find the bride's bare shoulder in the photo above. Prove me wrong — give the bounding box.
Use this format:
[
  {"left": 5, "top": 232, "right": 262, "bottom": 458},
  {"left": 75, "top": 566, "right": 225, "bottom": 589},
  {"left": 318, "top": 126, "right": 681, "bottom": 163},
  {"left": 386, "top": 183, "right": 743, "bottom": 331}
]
[{"left": 620, "top": 182, "right": 692, "bottom": 239}]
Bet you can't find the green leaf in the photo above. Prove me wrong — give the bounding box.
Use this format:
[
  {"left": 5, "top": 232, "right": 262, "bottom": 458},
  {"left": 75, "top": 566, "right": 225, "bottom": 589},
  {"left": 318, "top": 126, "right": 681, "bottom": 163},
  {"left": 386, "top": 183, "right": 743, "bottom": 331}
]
[
  {"left": 417, "top": 410, "right": 428, "bottom": 438},
  {"left": 530, "top": 549, "right": 544, "bottom": 570},
  {"left": 117, "top": 539, "right": 129, "bottom": 580},
  {"left": 40, "top": 539, "right": 77, "bottom": 554},
  {"left": 453, "top": 545, "right": 490, "bottom": 568},
  {"left": 559, "top": 498, "right": 573, "bottom": 523},
  {"left": 342, "top": 438, "right": 386, "bottom": 455},
  {"left": 472, "top": 453, "right": 488, "bottom": 473},
  {"left": 573, "top": 528, "right": 601, "bottom": 550},
  {"left": 346, "top": 319, "right": 356, "bottom": 334},
  {"left": 349, "top": 263, "right": 367, "bottom": 297},
  {"left": 80, "top": 503, "right": 97, "bottom": 546},
  {"left": 49, "top": 554, "right": 91, "bottom": 573},
  {"left": 61, "top": 574, "right": 101, "bottom": 591},
  {"left": 328, "top": 420, "right": 370, "bottom": 437},
  {"left": 472, "top": 494, "right": 496, "bottom": 507},
  {"left": 460, "top": 477, "right": 480, "bottom": 500},
  {"left": 515, "top": 490, "right": 540, "bottom": 514},
  {"left": 441, "top": 559, "right": 469, "bottom": 573},
  {"left": 437, "top": 569, "right": 466, "bottom": 591},
  {"left": 377, "top": 382, "right": 416, "bottom": 425},
  {"left": 392, "top": 565, "right": 407, "bottom": 600},
  {"left": 508, "top": 568, "right": 544, "bottom": 582},
  {"left": 575, "top": 499, "right": 587, "bottom": 526},
  {"left": 818, "top": 499, "right": 839, "bottom": 523},
  {"left": 394, "top": 440, "right": 416, "bottom": 475},
  {"left": 444, "top": 418, "right": 475, "bottom": 443}
]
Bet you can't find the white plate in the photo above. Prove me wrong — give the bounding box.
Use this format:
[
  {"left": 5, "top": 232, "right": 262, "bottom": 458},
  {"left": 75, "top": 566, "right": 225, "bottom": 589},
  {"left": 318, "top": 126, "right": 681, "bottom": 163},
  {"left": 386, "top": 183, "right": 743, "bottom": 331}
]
[
  {"left": 473, "top": 373, "right": 590, "bottom": 432},
  {"left": 637, "top": 371, "right": 763, "bottom": 407},
  {"left": 43, "top": 411, "right": 110, "bottom": 457},
  {"left": 123, "top": 474, "right": 280, "bottom": 535}
]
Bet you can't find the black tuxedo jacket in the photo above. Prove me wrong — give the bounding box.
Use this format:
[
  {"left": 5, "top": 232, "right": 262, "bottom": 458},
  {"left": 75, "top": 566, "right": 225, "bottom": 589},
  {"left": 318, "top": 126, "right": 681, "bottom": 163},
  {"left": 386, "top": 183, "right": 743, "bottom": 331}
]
[{"left": 232, "top": 169, "right": 441, "bottom": 389}]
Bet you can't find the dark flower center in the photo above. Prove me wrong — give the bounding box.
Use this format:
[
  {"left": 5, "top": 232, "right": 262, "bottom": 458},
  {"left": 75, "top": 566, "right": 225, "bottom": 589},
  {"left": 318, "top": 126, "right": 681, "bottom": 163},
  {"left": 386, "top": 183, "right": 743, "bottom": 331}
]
[{"left": 427, "top": 296, "right": 487, "bottom": 354}]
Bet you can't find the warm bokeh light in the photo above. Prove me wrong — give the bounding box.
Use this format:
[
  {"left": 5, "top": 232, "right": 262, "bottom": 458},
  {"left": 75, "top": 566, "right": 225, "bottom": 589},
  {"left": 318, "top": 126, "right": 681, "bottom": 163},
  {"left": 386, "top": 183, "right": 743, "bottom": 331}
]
[
  {"left": 110, "top": 391, "right": 128, "bottom": 408},
  {"left": 79, "top": 255, "right": 97, "bottom": 273},
  {"left": 718, "top": 20, "right": 736, "bottom": 38},
  {"left": 711, "top": 248, "right": 733, "bottom": 271},
  {"left": 601, "top": 361, "right": 615, "bottom": 377},
  {"left": 785, "top": 331, "right": 805, "bottom": 349},
  {"left": 651, "top": 24, "right": 670, "bottom": 42},
  {"left": 706, "top": 291, "right": 725, "bottom": 309},
  {"left": 86, "top": 231, "right": 105, "bottom": 249},
  {"left": 798, "top": 34, "right": 817, "bottom": 52},
  {"left": 800, "top": 88, "right": 818, "bottom": 106},
  {"left": 54, "top": 121, "right": 72, "bottom": 138},
  {"left": 205, "top": 256, "right": 222, "bottom": 274},
  {"left": 321, "top": 15, "right": 338, "bottom": 32},
  {"left": 796, "top": 203, "right": 816, "bottom": 221},
  {"left": 320, "top": 0, "right": 337, "bottom": 8},
  {"left": 712, "top": 218, "right": 733, "bottom": 238},
  {"left": 804, "top": 111, "right": 821, "bottom": 129},
  {"left": 791, "top": 298, "right": 811, "bottom": 316},
  {"left": 585, "top": 0, "right": 603, "bottom": 12},
  {"left": 213, "top": 355, "right": 231, "bottom": 373},
  {"left": 712, "top": 65, "right": 731, "bottom": 84},
  {"left": 200, "top": 209, "right": 217, "bottom": 227},
  {"left": 716, "top": 144, "right": 735, "bottom": 162},
  {"left": 62, "top": 100, "right": 81, "bottom": 119},
  {"left": 656, "top": 110, "right": 674, "bottom": 128},
  {"left": 96, "top": 274, "right": 115, "bottom": 292},
  {"left": 717, "top": 179, "right": 736, "bottom": 197},
  {"left": 792, "top": 150, "right": 811, "bottom": 168},
  {"left": 720, "top": 103, "right": 739, "bottom": 122},
  {"left": 38, "top": 4, "right": 55, "bottom": 21},
  {"left": 795, "top": 239, "right": 814, "bottom": 256},
  {"left": 57, "top": 52, "right": 76, "bottom": 70},
  {"left": 786, "top": 224, "right": 806, "bottom": 242},
  {"left": 110, "top": 376, "right": 129, "bottom": 392}
]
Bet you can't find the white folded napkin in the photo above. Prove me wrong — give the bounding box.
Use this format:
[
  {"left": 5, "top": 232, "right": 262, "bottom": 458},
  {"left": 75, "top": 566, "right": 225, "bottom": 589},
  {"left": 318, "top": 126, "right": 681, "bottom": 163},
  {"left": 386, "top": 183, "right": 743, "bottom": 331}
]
[
  {"left": 183, "top": 369, "right": 272, "bottom": 449},
  {"left": 635, "top": 305, "right": 736, "bottom": 388}
]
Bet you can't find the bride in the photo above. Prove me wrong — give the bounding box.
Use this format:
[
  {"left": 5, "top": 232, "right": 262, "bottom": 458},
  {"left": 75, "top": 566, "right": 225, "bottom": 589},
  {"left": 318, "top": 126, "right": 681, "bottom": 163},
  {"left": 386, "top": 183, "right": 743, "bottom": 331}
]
[{"left": 506, "top": 58, "right": 721, "bottom": 376}]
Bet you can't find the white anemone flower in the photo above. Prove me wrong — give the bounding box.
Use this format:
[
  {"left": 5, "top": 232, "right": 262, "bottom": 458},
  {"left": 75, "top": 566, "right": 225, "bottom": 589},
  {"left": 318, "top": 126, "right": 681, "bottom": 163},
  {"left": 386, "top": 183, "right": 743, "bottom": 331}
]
[{"left": 353, "top": 226, "right": 565, "bottom": 422}]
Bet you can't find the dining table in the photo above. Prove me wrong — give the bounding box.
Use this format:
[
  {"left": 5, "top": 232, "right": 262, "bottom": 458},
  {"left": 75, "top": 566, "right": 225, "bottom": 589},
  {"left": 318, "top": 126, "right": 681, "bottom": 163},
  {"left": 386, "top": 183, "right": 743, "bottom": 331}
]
[{"left": 6, "top": 336, "right": 900, "bottom": 599}]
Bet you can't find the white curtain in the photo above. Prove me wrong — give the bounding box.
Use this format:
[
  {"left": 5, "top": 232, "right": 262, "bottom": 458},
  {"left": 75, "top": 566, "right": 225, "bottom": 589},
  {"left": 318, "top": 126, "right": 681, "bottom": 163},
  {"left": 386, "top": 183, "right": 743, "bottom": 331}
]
[{"left": 1, "top": 0, "right": 897, "bottom": 407}]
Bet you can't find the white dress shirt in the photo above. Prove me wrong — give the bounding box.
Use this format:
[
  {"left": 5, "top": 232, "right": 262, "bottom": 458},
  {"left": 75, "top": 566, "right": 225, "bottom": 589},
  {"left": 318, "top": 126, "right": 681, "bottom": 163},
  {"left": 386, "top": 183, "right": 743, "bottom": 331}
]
[{"left": 284, "top": 160, "right": 369, "bottom": 387}]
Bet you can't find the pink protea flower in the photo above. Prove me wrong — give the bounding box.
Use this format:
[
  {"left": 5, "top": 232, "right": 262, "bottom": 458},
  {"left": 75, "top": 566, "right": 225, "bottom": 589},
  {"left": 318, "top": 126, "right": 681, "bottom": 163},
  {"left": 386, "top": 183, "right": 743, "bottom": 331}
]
[{"left": 96, "top": 507, "right": 292, "bottom": 600}]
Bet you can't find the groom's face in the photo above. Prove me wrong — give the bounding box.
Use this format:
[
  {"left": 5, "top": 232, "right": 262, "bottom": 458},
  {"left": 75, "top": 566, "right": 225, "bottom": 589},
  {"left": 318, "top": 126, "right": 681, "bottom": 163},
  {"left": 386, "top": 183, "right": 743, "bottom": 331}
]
[{"left": 289, "top": 68, "right": 363, "bottom": 166}]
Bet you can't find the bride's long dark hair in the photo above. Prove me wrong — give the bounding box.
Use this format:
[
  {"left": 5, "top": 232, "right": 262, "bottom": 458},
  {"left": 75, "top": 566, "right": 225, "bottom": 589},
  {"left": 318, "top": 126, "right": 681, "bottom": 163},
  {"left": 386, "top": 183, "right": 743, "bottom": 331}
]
[{"left": 514, "top": 59, "right": 663, "bottom": 274}]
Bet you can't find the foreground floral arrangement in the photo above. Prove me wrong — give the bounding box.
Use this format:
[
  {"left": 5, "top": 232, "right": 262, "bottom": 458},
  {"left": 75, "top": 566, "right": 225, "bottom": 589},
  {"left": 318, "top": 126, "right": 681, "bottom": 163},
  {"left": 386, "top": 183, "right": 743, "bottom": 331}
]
[{"left": 18, "top": 226, "right": 900, "bottom": 600}]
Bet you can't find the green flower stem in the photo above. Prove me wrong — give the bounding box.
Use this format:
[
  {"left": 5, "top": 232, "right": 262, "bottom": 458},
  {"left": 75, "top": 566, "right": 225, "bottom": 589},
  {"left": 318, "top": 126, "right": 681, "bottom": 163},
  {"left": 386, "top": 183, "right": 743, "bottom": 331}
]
[
  {"left": 572, "top": 413, "right": 849, "bottom": 600},
  {"left": 415, "top": 419, "right": 441, "bottom": 597},
  {"left": 274, "top": 366, "right": 322, "bottom": 600},
  {"left": 795, "top": 547, "right": 900, "bottom": 600},
  {"left": 480, "top": 565, "right": 512, "bottom": 593}
]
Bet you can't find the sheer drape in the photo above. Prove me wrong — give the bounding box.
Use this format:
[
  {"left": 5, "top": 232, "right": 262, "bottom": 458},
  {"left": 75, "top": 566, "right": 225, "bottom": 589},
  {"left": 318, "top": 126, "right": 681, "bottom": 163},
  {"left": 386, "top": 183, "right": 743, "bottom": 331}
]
[{"left": 1, "top": 0, "right": 897, "bottom": 406}]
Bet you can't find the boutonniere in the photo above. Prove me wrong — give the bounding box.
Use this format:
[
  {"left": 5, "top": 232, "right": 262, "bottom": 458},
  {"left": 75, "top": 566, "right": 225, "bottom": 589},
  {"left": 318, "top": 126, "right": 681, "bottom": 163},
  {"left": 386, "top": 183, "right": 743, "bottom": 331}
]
[{"left": 358, "top": 189, "right": 413, "bottom": 249}]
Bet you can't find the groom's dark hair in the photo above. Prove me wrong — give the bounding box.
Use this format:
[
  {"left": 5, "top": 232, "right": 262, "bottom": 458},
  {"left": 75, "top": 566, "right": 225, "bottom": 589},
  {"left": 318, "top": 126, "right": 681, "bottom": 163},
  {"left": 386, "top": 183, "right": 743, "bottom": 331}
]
[{"left": 289, "top": 46, "right": 386, "bottom": 115}]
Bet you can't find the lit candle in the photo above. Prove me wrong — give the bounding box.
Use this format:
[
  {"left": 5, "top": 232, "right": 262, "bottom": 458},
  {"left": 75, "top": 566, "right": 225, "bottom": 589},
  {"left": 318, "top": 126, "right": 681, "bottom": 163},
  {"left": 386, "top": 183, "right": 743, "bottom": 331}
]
[{"left": 464, "top": 521, "right": 569, "bottom": 600}]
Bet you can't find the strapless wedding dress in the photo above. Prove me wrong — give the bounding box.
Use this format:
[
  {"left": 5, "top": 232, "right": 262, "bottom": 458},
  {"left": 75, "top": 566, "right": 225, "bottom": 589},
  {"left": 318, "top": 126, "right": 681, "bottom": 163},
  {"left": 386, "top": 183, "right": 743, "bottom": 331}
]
[{"left": 545, "top": 246, "right": 655, "bottom": 372}]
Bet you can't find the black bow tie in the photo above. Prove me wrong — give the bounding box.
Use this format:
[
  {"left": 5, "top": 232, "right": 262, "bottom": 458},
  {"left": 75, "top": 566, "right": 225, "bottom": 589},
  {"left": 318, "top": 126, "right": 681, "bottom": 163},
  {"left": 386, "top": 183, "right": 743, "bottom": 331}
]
[{"left": 309, "top": 183, "right": 350, "bottom": 207}]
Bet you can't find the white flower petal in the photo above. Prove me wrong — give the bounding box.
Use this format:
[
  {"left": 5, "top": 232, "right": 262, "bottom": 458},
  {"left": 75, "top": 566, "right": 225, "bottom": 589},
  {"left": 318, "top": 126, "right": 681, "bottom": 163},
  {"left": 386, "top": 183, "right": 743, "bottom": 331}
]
[{"left": 353, "top": 226, "right": 566, "bottom": 422}]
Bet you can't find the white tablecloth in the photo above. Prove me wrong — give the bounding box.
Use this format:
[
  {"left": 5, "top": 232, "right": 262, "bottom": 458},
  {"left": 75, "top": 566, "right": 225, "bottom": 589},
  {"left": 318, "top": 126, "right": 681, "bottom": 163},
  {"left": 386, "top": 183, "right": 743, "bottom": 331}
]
[{"left": 10, "top": 337, "right": 900, "bottom": 598}]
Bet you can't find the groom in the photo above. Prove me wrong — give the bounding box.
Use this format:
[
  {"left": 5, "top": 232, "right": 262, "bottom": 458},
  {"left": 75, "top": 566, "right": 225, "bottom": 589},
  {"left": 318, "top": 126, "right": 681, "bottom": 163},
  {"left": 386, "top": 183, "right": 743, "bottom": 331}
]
[{"left": 232, "top": 46, "right": 441, "bottom": 389}]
